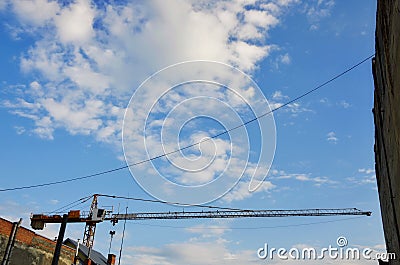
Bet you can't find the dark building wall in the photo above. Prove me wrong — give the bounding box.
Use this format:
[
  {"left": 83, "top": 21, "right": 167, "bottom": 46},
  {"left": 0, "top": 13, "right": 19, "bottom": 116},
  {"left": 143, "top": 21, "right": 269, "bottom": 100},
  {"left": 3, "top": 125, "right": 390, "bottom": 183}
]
[
  {"left": 0, "top": 217, "right": 75, "bottom": 265},
  {"left": 373, "top": 0, "right": 400, "bottom": 264}
]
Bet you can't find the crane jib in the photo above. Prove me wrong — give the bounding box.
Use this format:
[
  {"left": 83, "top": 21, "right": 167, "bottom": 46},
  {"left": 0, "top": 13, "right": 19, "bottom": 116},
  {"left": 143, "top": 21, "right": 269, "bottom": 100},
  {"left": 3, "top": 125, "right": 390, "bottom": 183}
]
[{"left": 107, "top": 209, "right": 371, "bottom": 221}]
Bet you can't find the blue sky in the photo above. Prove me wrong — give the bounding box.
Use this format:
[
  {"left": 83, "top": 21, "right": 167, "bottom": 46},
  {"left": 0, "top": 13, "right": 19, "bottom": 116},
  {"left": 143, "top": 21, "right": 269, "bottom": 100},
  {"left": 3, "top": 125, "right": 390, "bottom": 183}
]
[{"left": 0, "top": 0, "right": 385, "bottom": 264}]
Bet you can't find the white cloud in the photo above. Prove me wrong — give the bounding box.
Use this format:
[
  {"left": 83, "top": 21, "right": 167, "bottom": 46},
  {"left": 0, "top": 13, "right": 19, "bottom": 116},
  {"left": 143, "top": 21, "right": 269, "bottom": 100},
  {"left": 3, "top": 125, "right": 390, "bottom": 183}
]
[
  {"left": 272, "top": 52, "right": 292, "bottom": 69},
  {"left": 272, "top": 90, "right": 289, "bottom": 100},
  {"left": 0, "top": 0, "right": 7, "bottom": 10},
  {"left": 14, "top": 126, "right": 26, "bottom": 135},
  {"left": 185, "top": 224, "right": 231, "bottom": 238},
  {"left": 6, "top": 0, "right": 300, "bottom": 144},
  {"left": 360, "top": 175, "right": 376, "bottom": 185},
  {"left": 41, "top": 98, "right": 103, "bottom": 134},
  {"left": 319, "top": 98, "right": 329, "bottom": 104},
  {"left": 305, "top": 0, "right": 335, "bottom": 31},
  {"left": 54, "top": 0, "right": 95, "bottom": 43},
  {"left": 286, "top": 102, "right": 311, "bottom": 115},
  {"left": 12, "top": 0, "right": 59, "bottom": 26},
  {"left": 295, "top": 175, "right": 310, "bottom": 181},
  {"left": 120, "top": 238, "right": 381, "bottom": 265},
  {"left": 277, "top": 0, "right": 301, "bottom": 7},
  {"left": 279, "top": 53, "right": 291, "bottom": 64},
  {"left": 270, "top": 170, "right": 336, "bottom": 186},
  {"left": 269, "top": 91, "right": 311, "bottom": 115},
  {"left": 168, "top": 136, "right": 233, "bottom": 185},
  {"left": 222, "top": 180, "right": 275, "bottom": 203},
  {"left": 338, "top": 100, "right": 351, "bottom": 109},
  {"left": 358, "top": 168, "right": 375, "bottom": 175},
  {"left": 123, "top": 240, "right": 259, "bottom": 265},
  {"left": 327, "top": 131, "right": 338, "bottom": 144},
  {"left": 3, "top": 1, "right": 309, "bottom": 204},
  {"left": 244, "top": 9, "right": 279, "bottom": 29},
  {"left": 119, "top": 59, "right": 278, "bottom": 203},
  {"left": 49, "top": 199, "right": 59, "bottom": 205},
  {"left": 33, "top": 121, "right": 54, "bottom": 139},
  {"left": 347, "top": 168, "right": 376, "bottom": 186},
  {"left": 262, "top": 3, "right": 281, "bottom": 15}
]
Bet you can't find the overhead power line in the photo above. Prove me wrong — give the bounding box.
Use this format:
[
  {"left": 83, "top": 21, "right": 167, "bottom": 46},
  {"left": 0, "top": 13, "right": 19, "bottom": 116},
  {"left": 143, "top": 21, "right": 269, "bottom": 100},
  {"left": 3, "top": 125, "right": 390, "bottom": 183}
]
[
  {"left": 46, "top": 195, "right": 94, "bottom": 214},
  {"left": 97, "top": 194, "right": 249, "bottom": 211},
  {"left": 0, "top": 54, "right": 375, "bottom": 192},
  {"left": 0, "top": 165, "right": 129, "bottom": 192},
  {"left": 43, "top": 193, "right": 280, "bottom": 215}
]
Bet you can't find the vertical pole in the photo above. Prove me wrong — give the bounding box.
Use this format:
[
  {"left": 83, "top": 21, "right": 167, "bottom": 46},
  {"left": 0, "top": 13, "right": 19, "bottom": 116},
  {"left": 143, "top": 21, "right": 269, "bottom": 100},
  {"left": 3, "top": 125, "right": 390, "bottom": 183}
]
[
  {"left": 108, "top": 231, "right": 115, "bottom": 255},
  {"left": 117, "top": 207, "right": 128, "bottom": 265},
  {"left": 1, "top": 218, "right": 22, "bottom": 265},
  {"left": 73, "top": 239, "right": 80, "bottom": 265},
  {"left": 87, "top": 246, "right": 92, "bottom": 264},
  {"left": 51, "top": 214, "right": 68, "bottom": 265},
  {"left": 75, "top": 239, "right": 80, "bottom": 257}
]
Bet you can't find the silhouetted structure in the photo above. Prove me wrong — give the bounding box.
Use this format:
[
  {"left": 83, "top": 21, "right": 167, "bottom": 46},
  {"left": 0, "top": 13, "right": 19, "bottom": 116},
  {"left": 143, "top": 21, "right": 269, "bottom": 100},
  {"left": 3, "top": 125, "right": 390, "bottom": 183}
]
[{"left": 373, "top": 0, "right": 400, "bottom": 264}]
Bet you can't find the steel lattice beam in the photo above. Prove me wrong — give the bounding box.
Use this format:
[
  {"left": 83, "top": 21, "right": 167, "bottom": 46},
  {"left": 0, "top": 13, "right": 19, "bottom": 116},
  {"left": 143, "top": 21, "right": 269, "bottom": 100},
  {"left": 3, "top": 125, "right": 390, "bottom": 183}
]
[{"left": 107, "top": 208, "right": 371, "bottom": 222}]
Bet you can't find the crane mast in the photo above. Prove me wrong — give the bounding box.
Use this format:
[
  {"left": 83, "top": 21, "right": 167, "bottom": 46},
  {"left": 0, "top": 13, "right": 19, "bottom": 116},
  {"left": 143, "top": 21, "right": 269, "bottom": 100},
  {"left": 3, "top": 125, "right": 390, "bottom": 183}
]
[{"left": 82, "top": 194, "right": 98, "bottom": 248}]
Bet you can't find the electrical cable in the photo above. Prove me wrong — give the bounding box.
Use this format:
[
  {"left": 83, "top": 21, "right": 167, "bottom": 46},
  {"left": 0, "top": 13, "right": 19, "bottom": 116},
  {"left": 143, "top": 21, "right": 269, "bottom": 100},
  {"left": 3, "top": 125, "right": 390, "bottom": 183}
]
[
  {"left": 45, "top": 195, "right": 93, "bottom": 214},
  {"left": 0, "top": 54, "right": 375, "bottom": 192},
  {"left": 0, "top": 165, "right": 129, "bottom": 192},
  {"left": 97, "top": 194, "right": 249, "bottom": 211}
]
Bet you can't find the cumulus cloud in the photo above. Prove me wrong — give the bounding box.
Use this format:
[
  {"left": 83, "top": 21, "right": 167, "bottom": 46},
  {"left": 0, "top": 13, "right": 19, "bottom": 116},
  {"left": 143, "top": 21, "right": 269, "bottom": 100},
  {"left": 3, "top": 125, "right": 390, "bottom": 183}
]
[
  {"left": 12, "top": 0, "right": 59, "bottom": 26},
  {"left": 5, "top": 0, "right": 300, "bottom": 145},
  {"left": 54, "top": 0, "right": 95, "bottom": 43},
  {"left": 2, "top": 1, "right": 313, "bottom": 205}
]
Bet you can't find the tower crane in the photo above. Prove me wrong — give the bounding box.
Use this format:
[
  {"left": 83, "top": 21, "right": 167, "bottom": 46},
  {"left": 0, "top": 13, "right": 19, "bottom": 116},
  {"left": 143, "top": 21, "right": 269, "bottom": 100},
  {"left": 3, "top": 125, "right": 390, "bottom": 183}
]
[{"left": 30, "top": 194, "right": 372, "bottom": 250}]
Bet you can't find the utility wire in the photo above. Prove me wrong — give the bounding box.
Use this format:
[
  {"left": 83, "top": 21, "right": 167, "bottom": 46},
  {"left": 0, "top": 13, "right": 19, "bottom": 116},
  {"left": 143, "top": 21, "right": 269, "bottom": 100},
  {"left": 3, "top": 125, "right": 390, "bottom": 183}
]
[
  {"left": 0, "top": 54, "right": 375, "bottom": 193},
  {"left": 97, "top": 194, "right": 249, "bottom": 211},
  {"left": 0, "top": 165, "right": 129, "bottom": 192},
  {"left": 211, "top": 54, "right": 375, "bottom": 138},
  {"left": 46, "top": 195, "right": 93, "bottom": 214},
  {"left": 41, "top": 193, "right": 259, "bottom": 214}
]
